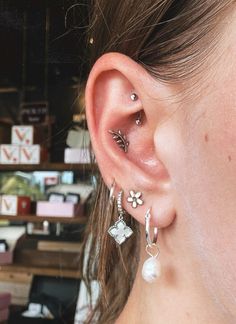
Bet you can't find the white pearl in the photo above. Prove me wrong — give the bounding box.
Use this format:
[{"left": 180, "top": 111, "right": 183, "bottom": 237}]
[{"left": 142, "top": 257, "right": 161, "bottom": 283}]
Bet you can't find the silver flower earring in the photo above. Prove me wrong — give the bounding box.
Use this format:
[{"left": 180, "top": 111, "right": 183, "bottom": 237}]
[
  {"left": 127, "top": 190, "right": 144, "bottom": 208},
  {"left": 142, "top": 207, "right": 161, "bottom": 283},
  {"left": 108, "top": 190, "right": 133, "bottom": 244}
]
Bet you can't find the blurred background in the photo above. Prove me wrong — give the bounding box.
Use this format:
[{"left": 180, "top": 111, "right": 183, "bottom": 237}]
[{"left": 0, "top": 1, "right": 95, "bottom": 323}]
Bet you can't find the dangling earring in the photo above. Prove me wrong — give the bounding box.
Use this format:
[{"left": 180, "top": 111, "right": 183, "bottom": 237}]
[
  {"left": 142, "top": 207, "right": 161, "bottom": 283},
  {"left": 108, "top": 190, "right": 133, "bottom": 245}
]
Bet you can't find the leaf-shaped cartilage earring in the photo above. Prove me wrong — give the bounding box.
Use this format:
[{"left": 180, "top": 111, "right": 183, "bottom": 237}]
[
  {"left": 108, "top": 130, "right": 129, "bottom": 153},
  {"left": 142, "top": 207, "right": 161, "bottom": 283},
  {"left": 108, "top": 190, "right": 133, "bottom": 245}
]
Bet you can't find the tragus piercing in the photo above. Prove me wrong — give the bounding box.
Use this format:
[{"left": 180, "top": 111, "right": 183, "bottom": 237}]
[{"left": 108, "top": 129, "right": 129, "bottom": 153}]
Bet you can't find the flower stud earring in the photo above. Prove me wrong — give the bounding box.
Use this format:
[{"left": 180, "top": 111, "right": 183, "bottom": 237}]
[
  {"left": 142, "top": 207, "right": 161, "bottom": 283},
  {"left": 127, "top": 190, "right": 144, "bottom": 208},
  {"left": 108, "top": 190, "right": 133, "bottom": 244}
]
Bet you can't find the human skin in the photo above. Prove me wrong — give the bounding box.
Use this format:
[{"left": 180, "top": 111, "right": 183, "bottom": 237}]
[{"left": 85, "top": 10, "right": 236, "bottom": 324}]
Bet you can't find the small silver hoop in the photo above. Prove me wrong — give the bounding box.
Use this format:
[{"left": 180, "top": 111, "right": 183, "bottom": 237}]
[
  {"left": 145, "top": 208, "right": 158, "bottom": 247},
  {"left": 109, "top": 179, "right": 116, "bottom": 205}
]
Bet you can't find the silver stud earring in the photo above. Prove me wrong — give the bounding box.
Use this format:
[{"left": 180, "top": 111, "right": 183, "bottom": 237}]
[
  {"left": 131, "top": 93, "right": 138, "bottom": 101},
  {"left": 127, "top": 190, "right": 144, "bottom": 208},
  {"left": 135, "top": 111, "right": 142, "bottom": 126},
  {"left": 108, "top": 190, "right": 133, "bottom": 245},
  {"left": 108, "top": 129, "right": 129, "bottom": 153},
  {"left": 142, "top": 207, "right": 161, "bottom": 283}
]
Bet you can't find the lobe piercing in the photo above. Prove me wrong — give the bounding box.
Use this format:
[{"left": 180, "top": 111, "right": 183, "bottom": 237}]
[
  {"left": 109, "top": 179, "right": 116, "bottom": 205},
  {"left": 127, "top": 190, "right": 144, "bottom": 208},
  {"left": 142, "top": 207, "right": 160, "bottom": 283},
  {"left": 108, "top": 129, "right": 129, "bottom": 153},
  {"left": 108, "top": 190, "right": 133, "bottom": 245}
]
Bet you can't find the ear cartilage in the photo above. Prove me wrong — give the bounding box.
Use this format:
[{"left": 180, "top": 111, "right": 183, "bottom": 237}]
[
  {"left": 131, "top": 93, "right": 138, "bottom": 101},
  {"left": 108, "top": 129, "right": 129, "bottom": 153}
]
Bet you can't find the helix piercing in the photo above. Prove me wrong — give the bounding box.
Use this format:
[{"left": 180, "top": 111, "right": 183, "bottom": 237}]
[{"left": 109, "top": 179, "right": 116, "bottom": 205}]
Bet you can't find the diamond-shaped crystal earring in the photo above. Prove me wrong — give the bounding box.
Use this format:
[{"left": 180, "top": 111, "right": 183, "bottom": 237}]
[{"left": 108, "top": 190, "right": 133, "bottom": 245}]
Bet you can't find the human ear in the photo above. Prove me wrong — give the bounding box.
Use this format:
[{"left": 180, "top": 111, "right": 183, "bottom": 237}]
[{"left": 85, "top": 52, "right": 178, "bottom": 228}]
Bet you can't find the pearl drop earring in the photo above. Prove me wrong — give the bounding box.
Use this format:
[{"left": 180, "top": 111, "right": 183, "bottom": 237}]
[{"left": 142, "top": 208, "right": 161, "bottom": 283}]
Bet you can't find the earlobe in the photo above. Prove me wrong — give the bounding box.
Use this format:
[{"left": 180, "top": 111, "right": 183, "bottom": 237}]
[{"left": 85, "top": 52, "right": 177, "bottom": 229}]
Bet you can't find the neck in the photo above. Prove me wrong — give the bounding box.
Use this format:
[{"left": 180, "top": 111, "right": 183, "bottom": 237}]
[{"left": 115, "top": 228, "right": 231, "bottom": 324}]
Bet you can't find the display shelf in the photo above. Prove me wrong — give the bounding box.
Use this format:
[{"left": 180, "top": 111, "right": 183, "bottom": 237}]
[
  {"left": 0, "top": 214, "right": 88, "bottom": 224},
  {"left": 0, "top": 264, "right": 81, "bottom": 279},
  {"left": 0, "top": 162, "right": 97, "bottom": 172}
]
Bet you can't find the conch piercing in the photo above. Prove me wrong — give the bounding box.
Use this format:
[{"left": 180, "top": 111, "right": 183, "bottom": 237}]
[
  {"left": 127, "top": 190, "right": 144, "bottom": 208},
  {"left": 142, "top": 207, "right": 161, "bottom": 283},
  {"left": 108, "top": 190, "right": 133, "bottom": 245},
  {"left": 108, "top": 129, "right": 129, "bottom": 153}
]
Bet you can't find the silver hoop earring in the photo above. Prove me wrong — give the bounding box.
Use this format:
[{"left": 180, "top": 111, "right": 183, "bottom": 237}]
[
  {"left": 108, "top": 190, "right": 133, "bottom": 245},
  {"left": 109, "top": 179, "right": 116, "bottom": 205},
  {"left": 142, "top": 208, "right": 161, "bottom": 283}
]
